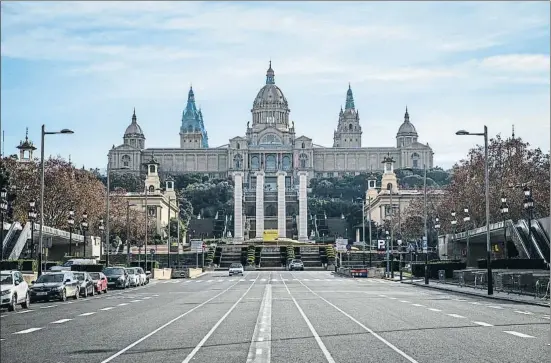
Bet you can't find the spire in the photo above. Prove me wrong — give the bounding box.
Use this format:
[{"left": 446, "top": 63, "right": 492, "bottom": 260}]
[
  {"left": 266, "top": 61, "right": 275, "bottom": 85},
  {"left": 345, "top": 84, "right": 355, "bottom": 110},
  {"left": 404, "top": 106, "right": 410, "bottom": 122},
  {"left": 188, "top": 86, "right": 195, "bottom": 103},
  {"left": 512, "top": 124, "right": 515, "bottom": 139},
  {"left": 132, "top": 108, "right": 136, "bottom": 122}
]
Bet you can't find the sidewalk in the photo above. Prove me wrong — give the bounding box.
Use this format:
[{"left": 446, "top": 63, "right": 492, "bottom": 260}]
[{"left": 402, "top": 280, "right": 550, "bottom": 307}]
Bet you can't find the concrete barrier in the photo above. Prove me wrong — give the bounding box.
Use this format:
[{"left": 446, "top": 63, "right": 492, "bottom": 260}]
[
  {"left": 188, "top": 268, "right": 203, "bottom": 278},
  {"left": 152, "top": 268, "right": 172, "bottom": 280}
]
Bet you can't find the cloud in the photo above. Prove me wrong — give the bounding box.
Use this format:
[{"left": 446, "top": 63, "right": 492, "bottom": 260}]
[{"left": 1, "top": 1, "right": 549, "bottom": 169}]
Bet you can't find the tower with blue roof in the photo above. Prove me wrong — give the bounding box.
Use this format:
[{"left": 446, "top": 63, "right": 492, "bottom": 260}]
[{"left": 179, "top": 86, "right": 209, "bottom": 149}]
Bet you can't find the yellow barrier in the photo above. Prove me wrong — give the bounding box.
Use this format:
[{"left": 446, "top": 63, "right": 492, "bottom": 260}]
[{"left": 263, "top": 229, "right": 278, "bottom": 242}]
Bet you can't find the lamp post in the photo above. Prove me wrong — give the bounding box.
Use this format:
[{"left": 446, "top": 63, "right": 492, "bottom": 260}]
[
  {"left": 126, "top": 201, "right": 137, "bottom": 265},
  {"left": 456, "top": 126, "right": 492, "bottom": 295},
  {"left": 523, "top": 186, "right": 534, "bottom": 258},
  {"left": 356, "top": 196, "right": 366, "bottom": 267},
  {"left": 28, "top": 200, "right": 37, "bottom": 258},
  {"left": 385, "top": 229, "right": 390, "bottom": 277},
  {"left": 105, "top": 162, "right": 130, "bottom": 272},
  {"left": 98, "top": 218, "right": 105, "bottom": 263},
  {"left": 1, "top": 187, "right": 8, "bottom": 261},
  {"left": 67, "top": 208, "right": 74, "bottom": 256},
  {"left": 37, "top": 125, "right": 74, "bottom": 276},
  {"left": 500, "top": 193, "right": 509, "bottom": 260},
  {"left": 463, "top": 207, "right": 471, "bottom": 266},
  {"left": 434, "top": 217, "right": 441, "bottom": 259},
  {"left": 81, "top": 211, "right": 89, "bottom": 258},
  {"left": 450, "top": 210, "right": 457, "bottom": 259}
]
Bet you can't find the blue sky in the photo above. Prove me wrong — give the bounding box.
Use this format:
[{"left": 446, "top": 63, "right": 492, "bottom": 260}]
[{"left": 1, "top": 1, "right": 549, "bottom": 169}]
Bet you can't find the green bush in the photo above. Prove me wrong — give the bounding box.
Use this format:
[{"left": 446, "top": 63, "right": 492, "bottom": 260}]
[{"left": 0, "top": 259, "right": 38, "bottom": 272}]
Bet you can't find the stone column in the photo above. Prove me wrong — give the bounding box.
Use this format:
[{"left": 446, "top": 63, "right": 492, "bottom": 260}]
[
  {"left": 233, "top": 172, "right": 244, "bottom": 241},
  {"left": 277, "top": 171, "right": 287, "bottom": 238},
  {"left": 298, "top": 171, "right": 308, "bottom": 241},
  {"left": 255, "top": 171, "right": 265, "bottom": 239}
]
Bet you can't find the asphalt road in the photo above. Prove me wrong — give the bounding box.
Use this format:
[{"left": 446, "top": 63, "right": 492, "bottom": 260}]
[{"left": 1, "top": 271, "right": 549, "bottom": 363}]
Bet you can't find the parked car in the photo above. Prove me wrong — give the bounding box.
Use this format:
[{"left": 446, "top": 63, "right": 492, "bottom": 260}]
[
  {"left": 135, "top": 268, "right": 147, "bottom": 286},
  {"left": 89, "top": 272, "right": 108, "bottom": 294},
  {"left": 228, "top": 263, "right": 244, "bottom": 276},
  {"left": 1, "top": 270, "right": 30, "bottom": 311},
  {"left": 29, "top": 272, "right": 80, "bottom": 302},
  {"left": 103, "top": 267, "right": 129, "bottom": 289},
  {"left": 288, "top": 259, "right": 304, "bottom": 271},
  {"left": 74, "top": 272, "right": 95, "bottom": 297},
  {"left": 125, "top": 268, "right": 140, "bottom": 287}
]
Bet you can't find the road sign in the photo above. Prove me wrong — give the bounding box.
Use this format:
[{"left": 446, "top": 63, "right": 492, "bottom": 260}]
[
  {"left": 377, "top": 239, "right": 386, "bottom": 250},
  {"left": 336, "top": 245, "right": 347, "bottom": 252},
  {"left": 397, "top": 239, "right": 402, "bottom": 246},
  {"left": 407, "top": 243, "right": 416, "bottom": 252},
  {"left": 191, "top": 240, "right": 203, "bottom": 253},
  {"left": 336, "top": 238, "right": 348, "bottom": 246}
]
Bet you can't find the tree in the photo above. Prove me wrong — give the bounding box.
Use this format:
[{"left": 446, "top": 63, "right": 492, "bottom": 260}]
[
  {"left": 401, "top": 135, "right": 550, "bottom": 236},
  {"left": 182, "top": 180, "right": 233, "bottom": 218},
  {"left": 106, "top": 188, "right": 153, "bottom": 246},
  {"left": 104, "top": 173, "right": 145, "bottom": 193}
]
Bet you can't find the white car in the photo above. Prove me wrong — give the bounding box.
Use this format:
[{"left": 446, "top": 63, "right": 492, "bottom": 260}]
[
  {"left": 125, "top": 268, "right": 140, "bottom": 287},
  {"left": 1, "top": 270, "right": 30, "bottom": 311},
  {"left": 135, "top": 267, "right": 147, "bottom": 285},
  {"left": 228, "top": 263, "right": 244, "bottom": 276}
]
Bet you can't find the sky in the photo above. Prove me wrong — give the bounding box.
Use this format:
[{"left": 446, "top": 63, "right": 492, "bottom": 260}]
[{"left": 1, "top": 1, "right": 550, "bottom": 170}]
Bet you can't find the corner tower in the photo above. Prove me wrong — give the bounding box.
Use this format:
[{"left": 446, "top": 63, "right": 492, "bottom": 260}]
[
  {"left": 180, "top": 86, "right": 209, "bottom": 149},
  {"left": 333, "top": 84, "right": 362, "bottom": 148}
]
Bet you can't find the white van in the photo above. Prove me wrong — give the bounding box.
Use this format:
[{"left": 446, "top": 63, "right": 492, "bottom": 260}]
[{"left": 50, "top": 258, "right": 97, "bottom": 271}]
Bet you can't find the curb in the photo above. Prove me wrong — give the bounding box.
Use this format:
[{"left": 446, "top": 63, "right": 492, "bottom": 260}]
[{"left": 403, "top": 281, "right": 550, "bottom": 308}]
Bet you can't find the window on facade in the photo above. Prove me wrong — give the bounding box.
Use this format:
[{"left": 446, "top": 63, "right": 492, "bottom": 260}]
[
  {"left": 349, "top": 124, "right": 353, "bottom": 130},
  {"left": 149, "top": 165, "right": 156, "bottom": 174},
  {"left": 299, "top": 154, "right": 308, "bottom": 168},
  {"left": 122, "top": 155, "right": 131, "bottom": 167},
  {"left": 148, "top": 185, "right": 155, "bottom": 193},
  {"left": 282, "top": 156, "right": 291, "bottom": 170},
  {"left": 234, "top": 154, "right": 243, "bottom": 169},
  {"left": 260, "top": 134, "right": 282, "bottom": 145},
  {"left": 301, "top": 142, "right": 305, "bottom": 149},
  {"left": 236, "top": 143, "right": 240, "bottom": 149},
  {"left": 412, "top": 152, "right": 420, "bottom": 168},
  {"left": 265, "top": 155, "right": 276, "bottom": 170},
  {"left": 251, "top": 156, "right": 259, "bottom": 169}
]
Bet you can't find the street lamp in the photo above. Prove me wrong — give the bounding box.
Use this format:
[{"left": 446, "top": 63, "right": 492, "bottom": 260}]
[
  {"left": 81, "top": 211, "right": 89, "bottom": 258},
  {"left": 450, "top": 210, "right": 457, "bottom": 259},
  {"left": 0, "top": 187, "right": 8, "bottom": 261},
  {"left": 456, "top": 126, "right": 493, "bottom": 295},
  {"left": 37, "top": 125, "right": 74, "bottom": 276},
  {"left": 500, "top": 193, "right": 509, "bottom": 260},
  {"left": 68, "top": 209, "right": 75, "bottom": 256},
  {"left": 463, "top": 207, "right": 471, "bottom": 266},
  {"left": 356, "top": 196, "right": 366, "bottom": 267},
  {"left": 28, "top": 200, "right": 37, "bottom": 258},
  {"left": 98, "top": 218, "right": 105, "bottom": 264},
  {"left": 434, "top": 217, "right": 441, "bottom": 259},
  {"left": 523, "top": 186, "right": 534, "bottom": 257}
]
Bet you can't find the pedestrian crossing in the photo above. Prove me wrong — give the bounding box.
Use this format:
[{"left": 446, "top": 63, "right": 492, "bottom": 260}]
[{"left": 159, "top": 277, "right": 397, "bottom": 284}]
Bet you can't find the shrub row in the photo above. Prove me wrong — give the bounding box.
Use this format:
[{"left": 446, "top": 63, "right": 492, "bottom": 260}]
[
  {"left": 411, "top": 261, "right": 466, "bottom": 278},
  {"left": 476, "top": 258, "right": 549, "bottom": 270}
]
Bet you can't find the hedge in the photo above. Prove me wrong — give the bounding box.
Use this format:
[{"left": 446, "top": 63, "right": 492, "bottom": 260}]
[
  {"left": 476, "top": 258, "right": 549, "bottom": 270},
  {"left": 71, "top": 264, "right": 105, "bottom": 272},
  {"left": 130, "top": 261, "right": 159, "bottom": 271},
  {"left": 411, "top": 261, "right": 466, "bottom": 278},
  {"left": 0, "top": 259, "right": 38, "bottom": 272}
]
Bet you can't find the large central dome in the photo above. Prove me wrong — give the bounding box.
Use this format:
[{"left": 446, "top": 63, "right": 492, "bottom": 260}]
[{"left": 251, "top": 62, "right": 290, "bottom": 127}]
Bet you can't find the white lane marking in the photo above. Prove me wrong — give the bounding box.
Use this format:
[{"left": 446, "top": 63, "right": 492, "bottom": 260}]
[
  {"left": 453, "top": 299, "right": 467, "bottom": 302},
  {"left": 207, "top": 280, "right": 214, "bottom": 282},
  {"left": 79, "top": 312, "right": 96, "bottom": 316},
  {"left": 503, "top": 331, "right": 535, "bottom": 338},
  {"left": 487, "top": 305, "right": 503, "bottom": 309},
  {"left": 181, "top": 277, "right": 258, "bottom": 363},
  {"left": 447, "top": 314, "right": 466, "bottom": 319},
  {"left": 249, "top": 279, "right": 256, "bottom": 282},
  {"left": 542, "top": 315, "right": 550, "bottom": 320},
  {"left": 295, "top": 278, "right": 419, "bottom": 363},
  {"left": 51, "top": 318, "right": 72, "bottom": 324},
  {"left": 16, "top": 310, "right": 33, "bottom": 314},
  {"left": 514, "top": 310, "right": 533, "bottom": 315},
  {"left": 13, "top": 327, "right": 42, "bottom": 334},
  {"left": 388, "top": 297, "right": 397, "bottom": 300},
  {"left": 428, "top": 308, "right": 442, "bottom": 312},
  {"left": 100, "top": 278, "right": 254, "bottom": 363},
  {"left": 130, "top": 300, "right": 141, "bottom": 303},
  {"left": 142, "top": 297, "right": 152, "bottom": 300},
  {"left": 240, "top": 279, "right": 246, "bottom": 281},
  {"left": 472, "top": 321, "right": 493, "bottom": 327},
  {"left": 117, "top": 303, "right": 129, "bottom": 306},
  {"left": 229, "top": 279, "right": 235, "bottom": 282},
  {"left": 303, "top": 279, "right": 310, "bottom": 281},
  {"left": 0, "top": 315, "right": 6, "bottom": 318},
  {"left": 400, "top": 300, "right": 410, "bottom": 303},
  {"left": 101, "top": 307, "right": 115, "bottom": 311},
  {"left": 40, "top": 305, "right": 57, "bottom": 309},
  {"left": 272, "top": 279, "right": 278, "bottom": 281},
  {"left": 261, "top": 279, "right": 267, "bottom": 282},
  {"left": 411, "top": 304, "right": 425, "bottom": 307},
  {"left": 282, "top": 278, "right": 335, "bottom": 363},
  {"left": 469, "top": 302, "right": 482, "bottom": 305},
  {"left": 378, "top": 294, "right": 387, "bottom": 297},
  {"left": 246, "top": 284, "right": 272, "bottom": 363},
  {"left": 0, "top": 338, "right": 4, "bottom": 341}
]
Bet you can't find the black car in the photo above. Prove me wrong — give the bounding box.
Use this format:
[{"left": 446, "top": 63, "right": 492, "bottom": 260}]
[
  {"left": 29, "top": 272, "right": 80, "bottom": 302},
  {"left": 103, "top": 267, "right": 129, "bottom": 289},
  {"left": 73, "top": 272, "right": 95, "bottom": 297}
]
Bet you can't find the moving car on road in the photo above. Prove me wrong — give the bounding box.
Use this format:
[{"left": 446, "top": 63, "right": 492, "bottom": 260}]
[
  {"left": 29, "top": 272, "right": 80, "bottom": 302},
  {"left": 74, "top": 272, "right": 96, "bottom": 297},
  {"left": 288, "top": 259, "right": 304, "bottom": 271},
  {"left": 89, "top": 272, "right": 108, "bottom": 294},
  {"left": 228, "top": 263, "right": 244, "bottom": 276},
  {"left": 103, "top": 267, "right": 129, "bottom": 289},
  {"left": 1, "top": 270, "right": 30, "bottom": 311}
]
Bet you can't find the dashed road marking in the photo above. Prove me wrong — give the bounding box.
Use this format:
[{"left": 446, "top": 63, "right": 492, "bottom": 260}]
[
  {"left": 101, "top": 307, "right": 115, "bottom": 311},
  {"left": 504, "top": 331, "right": 535, "bottom": 338},
  {"left": 400, "top": 300, "right": 410, "bottom": 303},
  {"left": 428, "top": 308, "right": 442, "bottom": 312},
  {"left": 13, "top": 327, "right": 42, "bottom": 334},
  {"left": 514, "top": 310, "right": 533, "bottom": 315},
  {"left": 411, "top": 304, "right": 425, "bottom": 307},
  {"left": 130, "top": 300, "right": 141, "bottom": 303},
  {"left": 542, "top": 315, "right": 550, "bottom": 320},
  {"left": 472, "top": 321, "right": 493, "bottom": 327},
  {"left": 51, "top": 318, "right": 72, "bottom": 324},
  {"left": 447, "top": 313, "right": 466, "bottom": 319},
  {"left": 15, "top": 310, "right": 33, "bottom": 314},
  {"left": 487, "top": 305, "right": 503, "bottom": 309},
  {"left": 79, "top": 312, "right": 96, "bottom": 316},
  {"left": 40, "top": 305, "right": 57, "bottom": 309},
  {"left": 117, "top": 303, "right": 129, "bottom": 306},
  {"left": 142, "top": 297, "right": 152, "bottom": 300}
]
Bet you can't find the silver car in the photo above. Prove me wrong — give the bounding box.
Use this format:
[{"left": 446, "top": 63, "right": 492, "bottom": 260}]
[{"left": 125, "top": 268, "right": 140, "bottom": 287}]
